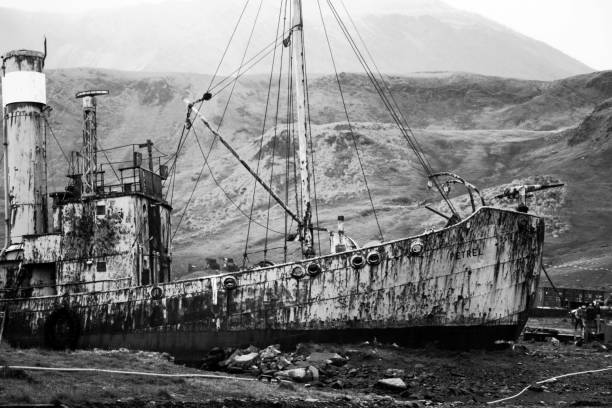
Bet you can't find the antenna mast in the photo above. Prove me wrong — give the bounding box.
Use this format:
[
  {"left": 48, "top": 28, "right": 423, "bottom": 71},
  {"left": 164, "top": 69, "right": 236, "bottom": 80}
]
[
  {"left": 76, "top": 90, "right": 109, "bottom": 196},
  {"left": 291, "top": 0, "right": 314, "bottom": 257}
]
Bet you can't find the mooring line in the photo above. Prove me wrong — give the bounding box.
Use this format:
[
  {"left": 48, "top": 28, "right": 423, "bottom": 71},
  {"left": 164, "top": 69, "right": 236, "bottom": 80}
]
[
  {"left": 6, "top": 365, "right": 255, "bottom": 381},
  {"left": 487, "top": 366, "right": 612, "bottom": 404}
]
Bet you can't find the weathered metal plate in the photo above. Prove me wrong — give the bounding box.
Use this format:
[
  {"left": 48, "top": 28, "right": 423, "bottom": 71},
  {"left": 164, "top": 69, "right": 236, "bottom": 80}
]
[{"left": 2, "top": 207, "right": 544, "bottom": 359}]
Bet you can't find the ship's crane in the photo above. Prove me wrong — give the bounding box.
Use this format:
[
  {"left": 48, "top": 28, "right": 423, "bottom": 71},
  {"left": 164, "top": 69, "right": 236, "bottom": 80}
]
[{"left": 495, "top": 183, "right": 564, "bottom": 213}]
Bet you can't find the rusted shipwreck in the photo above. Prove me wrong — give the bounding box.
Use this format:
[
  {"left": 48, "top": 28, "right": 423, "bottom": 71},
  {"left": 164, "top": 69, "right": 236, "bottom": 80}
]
[{"left": 0, "top": 1, "right": 550, "bottom": 361}]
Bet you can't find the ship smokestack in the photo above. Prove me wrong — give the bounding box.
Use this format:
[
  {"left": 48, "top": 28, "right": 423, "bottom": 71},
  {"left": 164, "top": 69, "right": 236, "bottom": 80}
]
[
  {"left": 1, "top": 49, "right": 48, "bottom": 244},
  {"left": 76, "top": 90, "right": 108, "bottom": 196}
]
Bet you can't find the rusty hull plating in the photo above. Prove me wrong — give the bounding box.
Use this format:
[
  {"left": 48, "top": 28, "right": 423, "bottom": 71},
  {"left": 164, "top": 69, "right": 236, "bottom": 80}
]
[
  {"left": 0, "top": 49, "right": 172, "bottom": 307},
  {"left": 2, "top": 206, "right": 544, "bottom": 360},
  {"left": 0, "top": 47, "right": 545, "bottom": 358}
]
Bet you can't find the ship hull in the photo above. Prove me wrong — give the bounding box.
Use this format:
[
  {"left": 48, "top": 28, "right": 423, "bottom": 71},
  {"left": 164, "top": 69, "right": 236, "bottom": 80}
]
[{"left": 2, "top": 207, "right": 544, "bottom": 361}]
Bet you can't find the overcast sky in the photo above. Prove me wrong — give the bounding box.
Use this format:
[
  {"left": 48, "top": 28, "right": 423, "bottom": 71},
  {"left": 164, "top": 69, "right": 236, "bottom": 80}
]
[{"left": 0, "top": 0, "right": 609, "bottom": 70}]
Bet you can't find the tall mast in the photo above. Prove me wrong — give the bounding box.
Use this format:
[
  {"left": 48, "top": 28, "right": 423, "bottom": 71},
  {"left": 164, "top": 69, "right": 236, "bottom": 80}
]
[
  {"left": 76, "top": 90, "right": 108, "bottom": 196},
  {"left": 291, "top": 0, "right": 314, "bottom": 257}
]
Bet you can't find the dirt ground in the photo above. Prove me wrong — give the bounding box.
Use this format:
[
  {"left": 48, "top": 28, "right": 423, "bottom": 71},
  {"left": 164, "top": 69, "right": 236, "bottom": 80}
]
[{"left": 0, "top": 322, "right": 610, "bottom": 407}]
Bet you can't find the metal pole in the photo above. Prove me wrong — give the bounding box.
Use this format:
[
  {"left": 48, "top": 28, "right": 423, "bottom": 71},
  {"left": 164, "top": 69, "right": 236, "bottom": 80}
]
[
  {"left": 190, "top": 106, "right": 301, "bottom": 225},
  {"left": 291, "top": 0, "right": 314, "bottom": 257},
  {"left": 2, "top": 109, "right": 10, "bottom": 248}
]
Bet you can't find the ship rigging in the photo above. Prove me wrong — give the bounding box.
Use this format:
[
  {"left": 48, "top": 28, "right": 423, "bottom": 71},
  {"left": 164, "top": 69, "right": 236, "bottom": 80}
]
[
  {"left": 0, "top": 0, "right": 552, "bottom": 356},
  {"left": 170, "top": 0, "right": 460, "bottom": 267}
]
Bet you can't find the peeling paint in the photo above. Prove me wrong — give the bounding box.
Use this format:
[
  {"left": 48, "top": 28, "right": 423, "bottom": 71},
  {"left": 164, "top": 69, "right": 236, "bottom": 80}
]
[{"left": 2, "top": 207, "right": 544, "bottom": 358}]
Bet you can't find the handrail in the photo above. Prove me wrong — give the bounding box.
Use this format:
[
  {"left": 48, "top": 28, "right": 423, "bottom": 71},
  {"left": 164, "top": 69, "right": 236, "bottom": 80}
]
[{"left": 0, "top": 277, "right": 132, "bottom": 293}]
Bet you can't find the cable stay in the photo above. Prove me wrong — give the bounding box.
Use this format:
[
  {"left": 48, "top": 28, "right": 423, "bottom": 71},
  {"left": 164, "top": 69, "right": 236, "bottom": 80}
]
[
  {"left": 243, "top": 0, "right": 288, "bottom": 266},
  {"left": 325, "top": 0, "right": 460, "bottom": 222},
  {"left": 189, "top": 104, "right": 301, "bottom": 225},
  {"left": 316, "top": 0, "right": 384, "bottom": 242},
  {"left": 174, "top": 0, "right": 464, "bottom": 263}
]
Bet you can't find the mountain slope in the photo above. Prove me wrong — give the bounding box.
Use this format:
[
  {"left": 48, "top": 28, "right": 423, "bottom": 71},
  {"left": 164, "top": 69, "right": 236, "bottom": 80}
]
[
  {"left": 1, "top": 69, "right": 611, "bottom": 287},
  {"left": 0, "top": 0, "right": 593, "bottom": 80}
]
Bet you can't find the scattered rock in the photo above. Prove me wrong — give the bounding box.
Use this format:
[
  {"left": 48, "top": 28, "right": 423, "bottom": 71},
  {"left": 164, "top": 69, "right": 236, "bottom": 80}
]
[
  {"left": 260, "top": 345, "right": 282, "bottom": 360},
  {"left": 377, "top": 377, "right": 408, "bottom": 390},
  {"left": 591, "top": 342, "right": 608, "bottom": 352},
  {"left": 307, "top": 351, "right": 347, "bottom": 366},
  {"left": 308, "top": 365, "right": 319, "bottom": 382},
  {"left": 385, "top": 368, "right": 406, "bottom": 378},
  {"left": 551, "top": 337, "right": 561, "bottom": 347},
  {"left": 275, "top": 366, "right": 319, "bottom": 383},
  {"left": 233, "top": 352, "right": 259, "bottom": 365},
  {"left": 512, "top": 344, "right": 530, "bottom": 354}
]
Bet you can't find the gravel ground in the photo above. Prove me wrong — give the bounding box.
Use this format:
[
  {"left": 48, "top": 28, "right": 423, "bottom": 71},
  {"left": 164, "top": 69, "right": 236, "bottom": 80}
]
[{"left": 0, "top": 326, "right": 610, "bottom": 407}]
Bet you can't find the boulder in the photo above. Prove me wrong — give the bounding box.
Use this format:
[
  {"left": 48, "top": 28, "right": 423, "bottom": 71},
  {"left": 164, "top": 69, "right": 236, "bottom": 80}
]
[
  {"left": 260, "top": 345, "right": 282, "bottom": 360},
  {"left": 277, "top": 356, "right": 292, "bottom": 369},
  {"left": 275, "top": 366, "right": 319, "bottom": 383},
  {"left": 219, "top": 349, "right": 241, "bottom": 367},
  {"left": 233, "top": 352, "right": 259, "bottom": 365},
  {"left": 307, "top": 351, "right": 347, "bottom": 366},
  {"left": 377, "top": 377, "right": 408, "bottom": 390}
]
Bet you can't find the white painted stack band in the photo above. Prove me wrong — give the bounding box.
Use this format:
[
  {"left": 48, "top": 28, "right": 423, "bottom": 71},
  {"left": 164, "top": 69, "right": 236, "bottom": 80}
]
[{"left": 1, "top": 71, "right": 46, "bottom": 107}]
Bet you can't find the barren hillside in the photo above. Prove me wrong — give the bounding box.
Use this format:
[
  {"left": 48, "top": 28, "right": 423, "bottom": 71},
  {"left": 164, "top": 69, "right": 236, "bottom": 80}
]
[{"left": 1, "top": 69, "right": 611, "bottom": 288}]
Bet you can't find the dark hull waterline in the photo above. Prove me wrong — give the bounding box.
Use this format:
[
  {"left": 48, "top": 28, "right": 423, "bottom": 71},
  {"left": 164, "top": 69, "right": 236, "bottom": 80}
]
[{"left": 2, "top": 207, "right": 544, "bottom": 361}]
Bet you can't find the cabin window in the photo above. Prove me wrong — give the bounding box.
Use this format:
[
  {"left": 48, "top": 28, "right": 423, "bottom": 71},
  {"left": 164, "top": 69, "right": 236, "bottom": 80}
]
[
  {"left": 141, "top": 268, "right": 150, "bottom": 285},
  {"left": 97, "top": 261, "right": 107, "bottom": 272},
  {"left": 96, "top": 204, "right": 106, "bottom": 216}
]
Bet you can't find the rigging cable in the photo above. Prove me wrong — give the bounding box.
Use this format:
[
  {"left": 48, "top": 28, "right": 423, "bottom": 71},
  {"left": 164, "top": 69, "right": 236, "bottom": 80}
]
[
  {"left": 338, "top": 0, "right": 450, "bottom": 213},
  {"left": 216, "top": 0, "right": 264, "bottom": 131},
  {"left": 193, "top": 128, "right": 284, "bottom": 235},
  {"left": 263, "top": 0, "right": 290, "bottom": 261},
  {"left": 171, "top": 0, "right": 264, "bottom": 233},
  {"left": 172, "top": 127, "right": 284, "bottom": 240},
  {"left": 206, "top": 0, "right": 252, "bottom": 92},
  {"left": 166, "top": 0, "right": 254, "bottom": 208},
  {"left": 243, "top": 0, "right": 287, "bottom": 266},
  {"left": 170, "top": 131, "right": 209, "bottom": 241},
  {"left": 299, "top": 4, "right": 323, "bottom": 255},
  {"left": 96, "top": 139, "right": 121, "bottom": 184},
  {"left": 42, "top": 116, "right": 70, "bottom": 166},
  {"left": 326, "top": 0, "right": 458, "bottom": 217},
  {"left": 317, "top": 0, "right": 384, "bottom": 242},
  {"left": 208, "top": 26, "right": 294, "bottom": 96}
]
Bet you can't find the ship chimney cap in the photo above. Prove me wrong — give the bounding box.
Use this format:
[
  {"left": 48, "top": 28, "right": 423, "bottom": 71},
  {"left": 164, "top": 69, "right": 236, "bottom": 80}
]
[
  {"left": 2, "top": 49, "right": 45, "bottom": 60},
  {"left": 338, "top": 215, "right": 344, "bottom": 221},
  {"left": 76, "top": 90, "right": 109, "bottom": 99}
]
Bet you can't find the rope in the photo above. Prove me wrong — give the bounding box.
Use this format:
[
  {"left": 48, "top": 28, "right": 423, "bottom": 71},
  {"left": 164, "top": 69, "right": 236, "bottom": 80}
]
[
  {"left": 6, "top": 365, "right": 255, "bottom": 382},
  {"left": 317, "top": 0, "right": 384, "bottom": 242},
  {"left": 206, "top": 0, "right": 252, "bottom": 92},
  {"left": 487, "top": 366, "right": 612, "bottom": 404},
  {"left": 326, "top": 0, "right": 458, "bottom": 217},
  {"left": 192, "top": 128, "right": 284, "bottom": 236},
  {"left": 43, "top": 117, "right": 70, "bottom": 166},
  {"left": 263, "top": 0, "right": 291, "bottom": 260},
  {"left": 96, "top": 139, "right": 120, "bottom": 184},
  {"left": 542, "top": 264, "right": 565, "bottom": 305},
  {"left": 171, "top": 131, "right": 209, "bottom": 241},
  {"left": 216, "top": 0, "right": 264, "bottom": 132},
  {"left": 243, "top": 0, "right": 287, "bottom": 266},
  {"left": 299, "top": 6, "right": 322, "bottom": 255}
]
